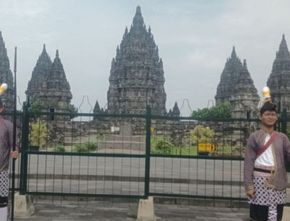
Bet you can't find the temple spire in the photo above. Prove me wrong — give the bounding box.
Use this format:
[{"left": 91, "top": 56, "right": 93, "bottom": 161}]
[
  {"left": 170, "top": 102, "right": 180, "bottom": 117},
  {"left": 243, "top": 59, "right": 247, "bottom": 69},
  {"left": 276, "top": 34, "right": 290, "bottom": 59},
  {"left": 0, "top": 31, "right": 3, "bottom": 46},
  {"left": 51, "top": 50, "right": 65, "bottom": 79},
  {"left": 26, "top": 45, "right": 52, "bottom": 101},
  {"left": 46, "top": 50, "right": 72, "bottom": 105},
  {"left": 55, "top": 49, "right": 59, "bottom": 58},
  {"left": 231, "top": 46, "right": 237, "bottom": 58},
  {"left": 51, "top": 50, "right": 63, "bottom": 71},
  {"left": 136, "top": 5, "right": 141, "bottom": 14},
  {"left": 132, "top": 6, "right": 145, "bottom": 29},
  {"left": 38, "top": 44, "right": 51, "bottom": 64}
]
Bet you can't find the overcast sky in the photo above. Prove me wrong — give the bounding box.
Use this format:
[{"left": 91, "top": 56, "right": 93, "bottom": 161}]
[{"left": 0, "top": 0, "right": 290, "bottom": 115}]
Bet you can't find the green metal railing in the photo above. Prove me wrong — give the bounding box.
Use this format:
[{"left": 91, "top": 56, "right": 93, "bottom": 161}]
[{"left": 9, "top": 105, "right": 290, "bottom": 206}]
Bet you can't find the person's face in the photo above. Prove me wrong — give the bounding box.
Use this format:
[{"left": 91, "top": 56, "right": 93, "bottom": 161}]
[
  {"left": 260, "top": 110, "right": 277, "bottom": 127},
  {"left": 0, "top": 107, "right": 4, "bottom": 113}
]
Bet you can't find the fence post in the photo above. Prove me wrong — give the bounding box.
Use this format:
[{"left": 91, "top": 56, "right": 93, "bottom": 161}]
[
  {"left": 144, "top": 105, "right": 151, "bottom": 198},
  {"left": 20, "top": 102, "right": 29, "bottom": 194},
  {"left": 281, "top": 108, "right": 287, "bottom": 135}
]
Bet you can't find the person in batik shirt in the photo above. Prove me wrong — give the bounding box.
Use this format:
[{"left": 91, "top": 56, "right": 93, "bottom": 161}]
[{"left": 0, "top": 99, "right": 18, "bottom": 220}]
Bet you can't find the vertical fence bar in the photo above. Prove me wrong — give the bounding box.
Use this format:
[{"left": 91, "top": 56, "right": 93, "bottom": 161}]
[
  {"left": 281, "top": 108, "right": 287, "bottom": 135},
  {"left": 20, "top": 102, "right": 29, "bottom": 194},
  {"left": 144, "top": 106, "right": 151, "bottom": 198}
]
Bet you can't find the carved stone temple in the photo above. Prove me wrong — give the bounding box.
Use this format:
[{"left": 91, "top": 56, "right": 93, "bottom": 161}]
[
  {"left": 267, "top": 34, "right": 290, "bottom": 113},
  {"left": 0, "top": 31, "right": 14, "bottom": 112},
  {"left": 26, "top": 45, "right": 73, "bottom": 113},
  {"left": 215, "top": 47, "right": 259, "bottom": 118},
  {"left": 106, "top": 6, "right": 167, "bottom": 115}
]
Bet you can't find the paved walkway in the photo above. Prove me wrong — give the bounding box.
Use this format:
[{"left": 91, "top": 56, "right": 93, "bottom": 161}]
[
  {"left": 13, "top": 199, "right": 250, "bottom": 221},
  {"left": 11, "top": 196, "right": 290, "bottom": 221}
]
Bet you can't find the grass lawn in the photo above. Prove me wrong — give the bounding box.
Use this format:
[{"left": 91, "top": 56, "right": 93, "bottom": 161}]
[{"left": 151, "top": 144, "right": 197, "bottom": 156}]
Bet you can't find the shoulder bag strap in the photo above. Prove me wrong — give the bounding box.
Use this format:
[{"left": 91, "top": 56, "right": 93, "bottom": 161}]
[{"left": 256, "top": 132, "right": 278, "bottom": 157}]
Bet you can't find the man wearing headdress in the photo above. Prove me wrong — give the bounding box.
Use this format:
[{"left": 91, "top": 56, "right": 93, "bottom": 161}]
[
  {"left": 0, "top": 98, "right": 18, "bottom": 220},
  {"left": 244, "top": 99, "right": 290, "bottom": 221}
]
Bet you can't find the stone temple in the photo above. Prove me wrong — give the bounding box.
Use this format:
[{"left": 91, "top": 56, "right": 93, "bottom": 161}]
[
  {"left": 107, "top": 6, "right": 167, "bottom": 115},
  {"left": 267, "top": 34, "right": 290, "bottom": 113},
  {"left": 0, "top": 31, "right": 14, "bottom": 112},
  {"left": 26, "top": 45, "right": 73, "bottom": 113},
  {"left": 215, "top": 47, "right": 259, "bottom": 118}
]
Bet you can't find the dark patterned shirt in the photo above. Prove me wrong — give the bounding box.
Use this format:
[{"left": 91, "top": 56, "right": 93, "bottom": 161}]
[{"left": 0, "top": 116, "right": 13, "bottom": 172}]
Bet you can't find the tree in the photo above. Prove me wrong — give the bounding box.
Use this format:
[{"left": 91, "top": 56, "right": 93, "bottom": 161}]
[
  {"left": 30, "top": 119, "right": 49, "bottom": 149},
  {"left": 191, "top": 102, "right": 232, "bottom": 120},
  {"left": 68, "top": 104, "right": 78, "bottom": 119},
  {"left": 29, "top": 100, "right": 44, "bottom": 114}
]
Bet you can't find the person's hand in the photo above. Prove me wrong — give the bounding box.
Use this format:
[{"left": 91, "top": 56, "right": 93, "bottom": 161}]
[
  {"left": 10, "top": 151, "right": 19, "bottom": 159},
  {"left": 246, "top": 188, "right": 255, "bottom": 199}
]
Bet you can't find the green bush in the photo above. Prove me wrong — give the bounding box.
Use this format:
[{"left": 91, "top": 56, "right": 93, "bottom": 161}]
[
  {"left": 215, "top": 145, "right": 239, "bottom": 155},
  {"left": 151, "top": 136, "right": 198, "bottom": 156},
  {"left": 74, "top": 142, "right": 97, "bottom": 153},
  {"left": 190, "top": 125, "right": 215, "bottom": 144},
  {"left": 151, "top": 136, "right": 174, "bottom": 154},
  {"left": 54, "top": 145, "right": 66, "bottom": 152}
]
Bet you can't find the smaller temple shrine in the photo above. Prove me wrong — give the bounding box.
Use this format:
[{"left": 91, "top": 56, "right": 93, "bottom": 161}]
[
  {"left": 168, "top": 102, "right": 180, "bottom": 117},
  {"left": 26, "top": 46, "right": 73, "bottom": 114},
  {"left": 215, "top": 47, "right": 259, "bottom": 118},
  {"left": 229, "top": 59, "right": 259, "bottom": 118}
]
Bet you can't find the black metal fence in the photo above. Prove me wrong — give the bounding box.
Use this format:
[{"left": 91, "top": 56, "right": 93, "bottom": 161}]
[{"left": 9, "top": 105, "right": 290, "bottom": 206}]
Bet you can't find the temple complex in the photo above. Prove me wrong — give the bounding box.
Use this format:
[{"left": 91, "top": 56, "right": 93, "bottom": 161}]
[
  {"left": 0, "top": 31, "right": 14, "bottom": 112},
  {"left": 267, "top": 34, "right": 290, "bottom": 113},
  {"left": 2, "top": 18, "right": 290, "bottom": 120},
  {"left": 107, "top": 6, "right": 167, "bottom": 115}
]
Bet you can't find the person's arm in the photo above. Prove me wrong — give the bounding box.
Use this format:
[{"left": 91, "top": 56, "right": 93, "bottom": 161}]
[
  {"left": 282, "top": 133, "right": 290, "bottom": 162},
  {"left": 9, "top": 121, "right": 19, "bottom": 159},
  {"left": 244, "top": 133, "right": 257, "bottom": 198}
]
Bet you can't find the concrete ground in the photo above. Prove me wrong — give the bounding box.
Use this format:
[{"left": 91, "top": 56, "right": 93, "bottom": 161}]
[
  {"left": 11, "top": 197, "right": 290, "bottom": 221},
  {"left": 13, "top": 199, "right": 250, "bottom": 221}
]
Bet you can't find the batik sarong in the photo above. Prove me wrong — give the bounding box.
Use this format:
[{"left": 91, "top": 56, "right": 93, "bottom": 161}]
[
  {"left": 0, "top": 171, "right": 8, "bottom": 206},
  {"left": 249, "top": 172, "right": 286, "bottom": 221}
]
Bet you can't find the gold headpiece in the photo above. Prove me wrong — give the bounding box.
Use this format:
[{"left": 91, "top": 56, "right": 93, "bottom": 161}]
[
  {"left": 258, "top": 86, "right": 272, "bottom": 109},
  {"left": 0, "top": 83, "right": 7, "bottom": 95}
]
